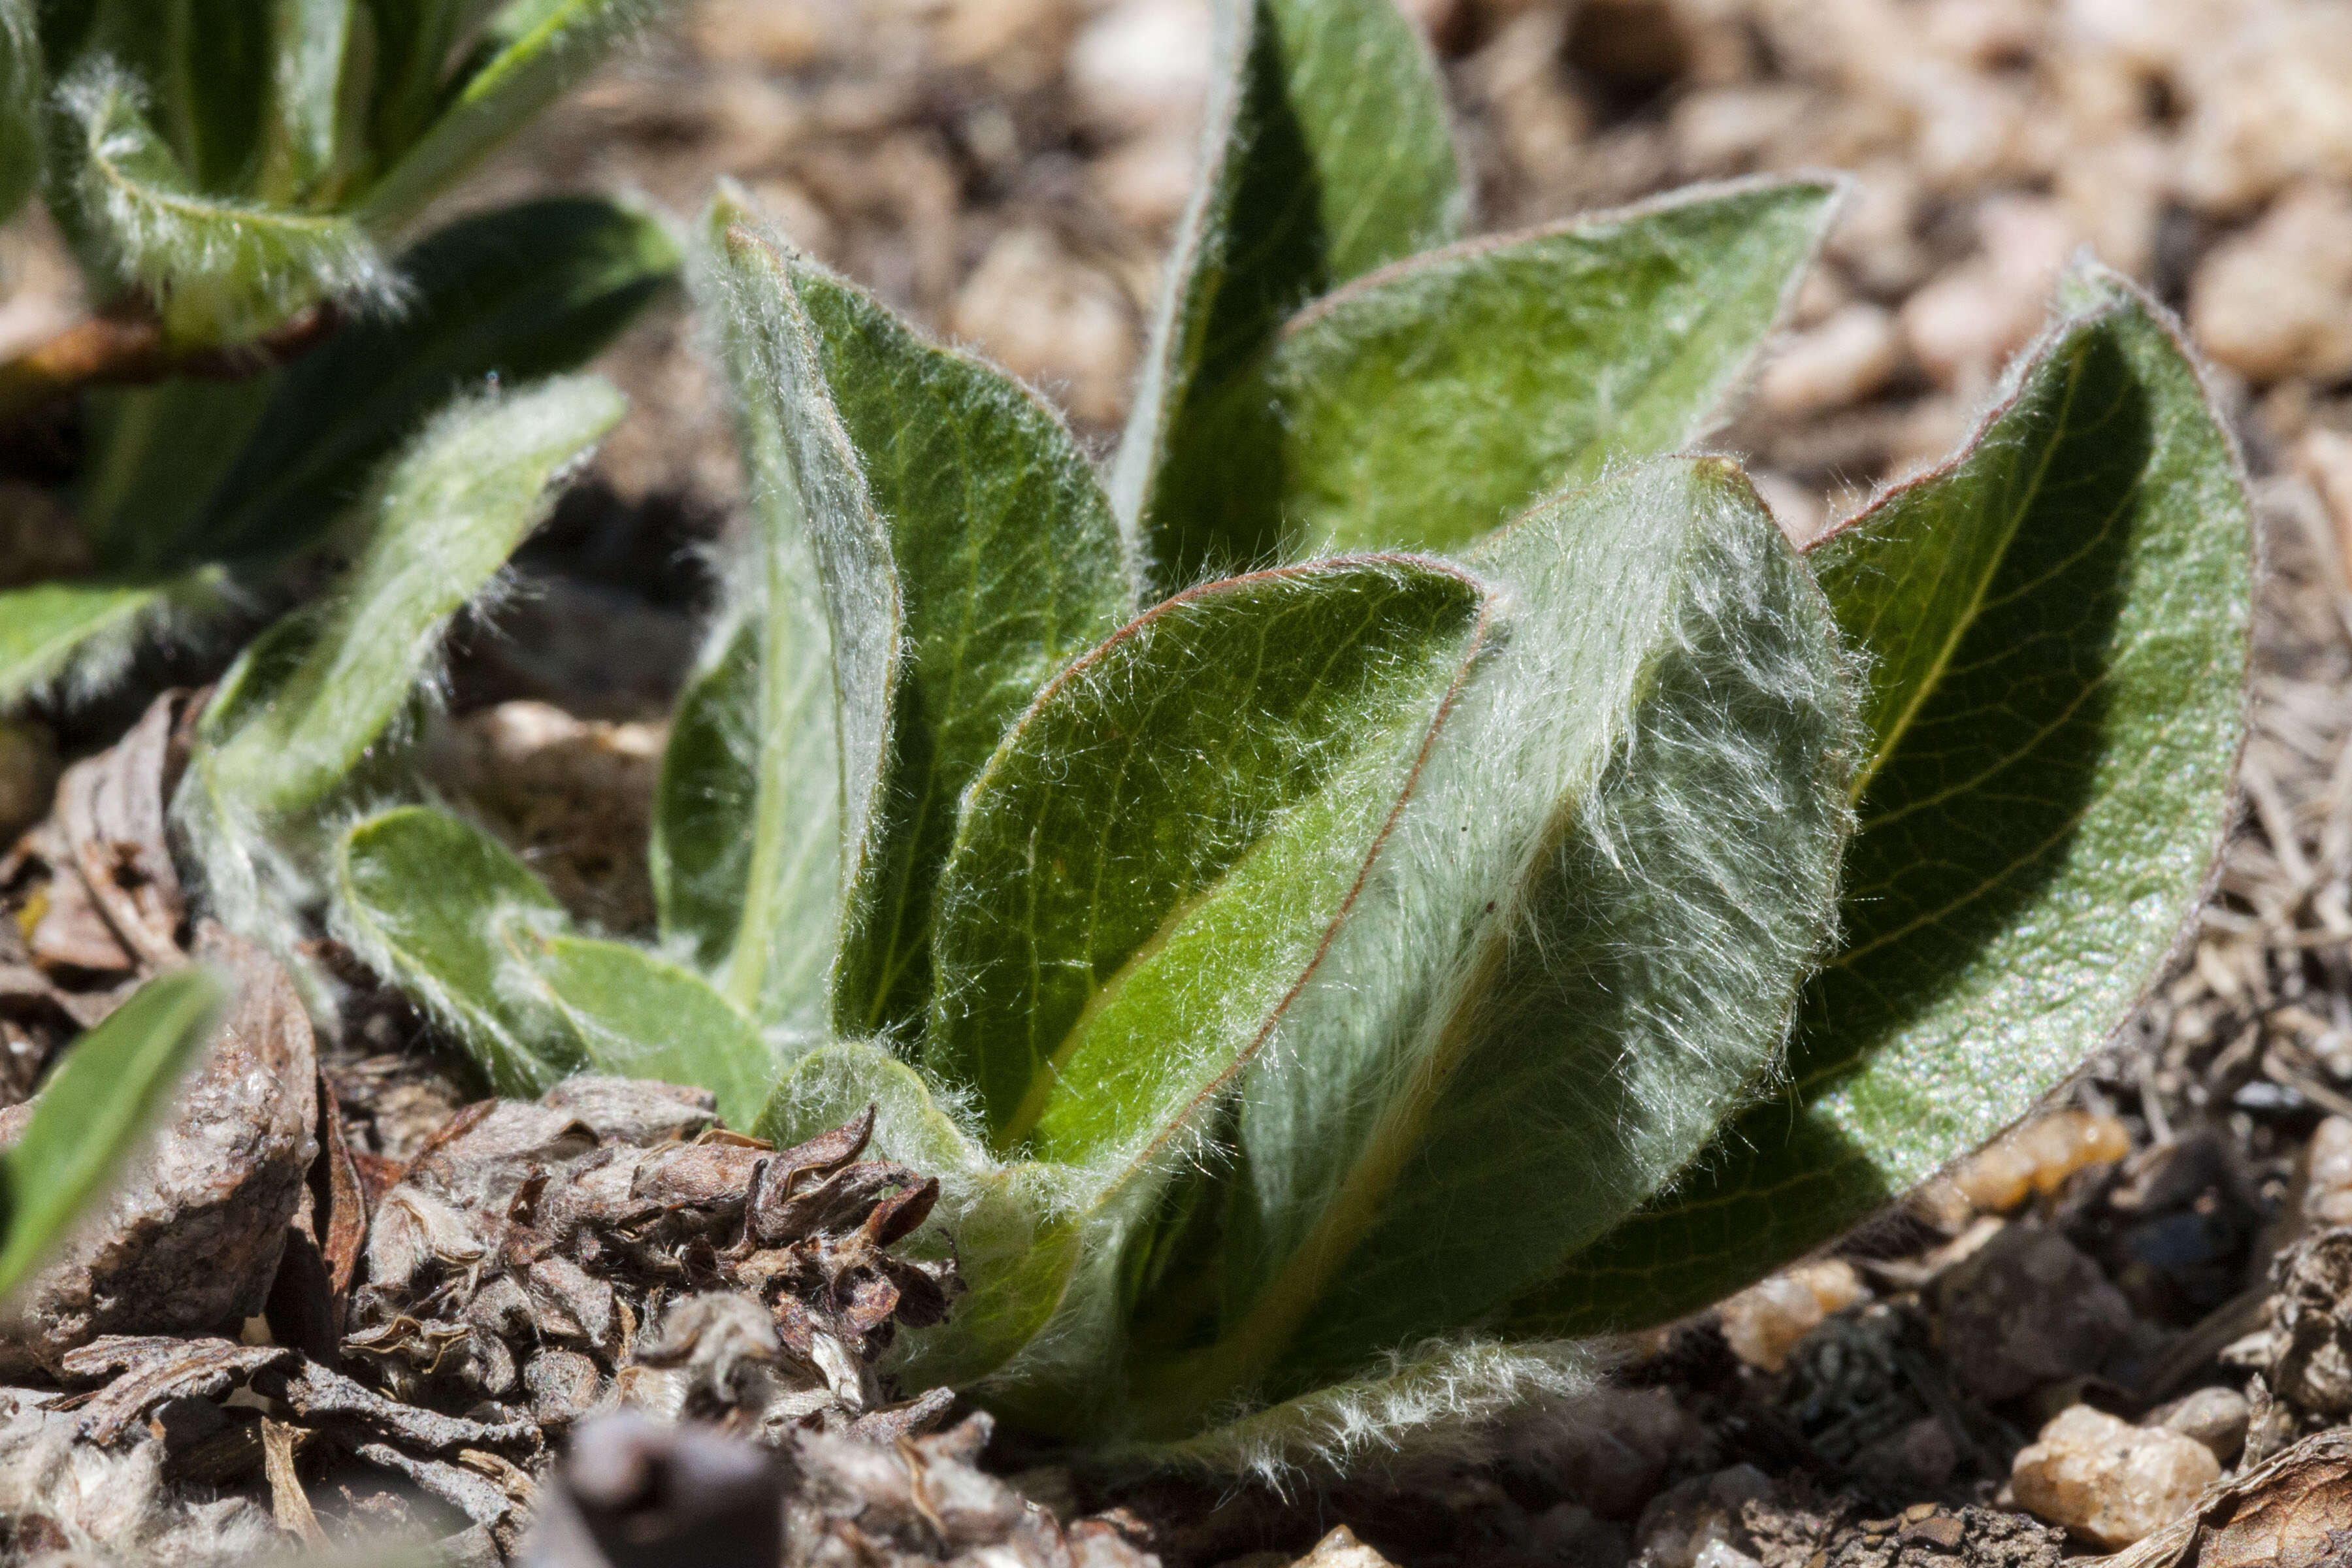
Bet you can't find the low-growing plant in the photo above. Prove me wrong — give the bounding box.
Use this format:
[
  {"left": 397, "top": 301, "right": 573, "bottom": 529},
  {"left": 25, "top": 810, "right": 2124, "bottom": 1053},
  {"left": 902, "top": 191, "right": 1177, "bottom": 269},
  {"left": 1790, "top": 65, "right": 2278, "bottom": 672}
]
[
  {"left": 0, "top": 0, "right": 678, "bottom": 705},
  {"left": 316, "top": 0, "right": 2239, "bottom": 1468}
]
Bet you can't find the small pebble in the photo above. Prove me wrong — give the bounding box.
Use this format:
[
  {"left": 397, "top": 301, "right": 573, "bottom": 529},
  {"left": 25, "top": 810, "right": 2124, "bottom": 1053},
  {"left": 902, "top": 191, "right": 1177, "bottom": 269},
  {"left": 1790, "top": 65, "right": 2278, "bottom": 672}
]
[
  {"left": 2300, "top": 1113, "right": 2352, "bottom": 1226},
  {"left": 1719, "top": 1260, "right": 1864, "bottom": 1372},
  {"left": 950, "top": 227, "right": 1136, "bottom": 425},
  {"left": 2009, "top": 1405, "right": 2219, "bottom": 1550},
  {"left": 1633, "top": 1465, "right": 1771, "bottom": 1568},
  {"left": 1288, "top": 1526, "right": 1394, "bottom": 1567},
  {"left": 1759, "top": 302, "right": 1903, "bottom": 418},
  {"left": 1933, "top": 1225, "right": 2140, "bottom": 1402},
  {"left": 2189, "top": 181, "right": 2352, "bottom": 384},
  {"left": 1952, "top": 1110, "right": 2131, "bottom": 1213},
  {"left": 2144, "top": 1386, "right": 2250, "bottom": 1463}
]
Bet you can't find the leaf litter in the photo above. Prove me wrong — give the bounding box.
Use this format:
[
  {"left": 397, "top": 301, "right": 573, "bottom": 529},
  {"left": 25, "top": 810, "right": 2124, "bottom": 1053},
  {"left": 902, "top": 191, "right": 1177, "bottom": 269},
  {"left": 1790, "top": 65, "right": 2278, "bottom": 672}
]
[{"left": 0, "top": 691, "right": 1020, "bottom": 1561}]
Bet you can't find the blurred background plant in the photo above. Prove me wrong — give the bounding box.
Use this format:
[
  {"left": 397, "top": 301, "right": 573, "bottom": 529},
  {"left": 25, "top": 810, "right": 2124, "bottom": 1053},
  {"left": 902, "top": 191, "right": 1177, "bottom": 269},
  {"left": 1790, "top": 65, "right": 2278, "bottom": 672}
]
[{"left": 0, "top": 0, "right": 679, "bottom": 715}]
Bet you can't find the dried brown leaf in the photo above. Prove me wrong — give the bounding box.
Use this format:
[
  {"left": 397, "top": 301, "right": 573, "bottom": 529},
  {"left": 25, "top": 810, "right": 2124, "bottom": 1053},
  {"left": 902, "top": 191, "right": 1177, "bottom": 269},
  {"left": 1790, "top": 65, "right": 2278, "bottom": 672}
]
[
  {"left": 255, "top": 1354, "right": 541, "bottom": 1455},
  {"left": 261, "top": 1417, "right": 327, "bottom": 1550},
  {"left": 57, "top": 1336, "right": 295, "bottom": 1446},
  {"left": 0, "top": 926, "right": 316, "bottom": 1375}
]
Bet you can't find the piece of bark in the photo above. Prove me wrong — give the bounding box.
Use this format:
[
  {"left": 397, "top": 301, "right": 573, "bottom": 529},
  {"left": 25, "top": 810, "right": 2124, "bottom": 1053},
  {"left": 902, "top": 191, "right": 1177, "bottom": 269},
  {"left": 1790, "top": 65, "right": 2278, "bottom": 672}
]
[{"left": 0, "top": 927, "right": 318, "bottom": 1375}]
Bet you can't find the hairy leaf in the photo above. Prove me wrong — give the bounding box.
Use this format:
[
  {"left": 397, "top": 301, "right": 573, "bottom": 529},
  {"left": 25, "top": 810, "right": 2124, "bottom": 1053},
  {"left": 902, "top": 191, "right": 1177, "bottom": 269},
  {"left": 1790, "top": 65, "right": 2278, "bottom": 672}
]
[
  {"left": 1516, "top": 273, "right": 2251, "bottom": 1334},
  {"left": 60, "top": 0, "right": 273, "bottom": 193},
  {"left": 0, "top": 966, "right": 227, "bottom": 1299},
  {"left": 0, "top": 0, "right": 42, "bottom": 220},
  {"left": 517, "top": 936, "right": 773, "bottom": 1130},
  {"left": 355, "top": 0, "right": 654, "bottom": 235},
  {"left": 1245, "top": 179, "right": 1840, "bottom": 557},
  {"left": 333, "top": 806, "right": 583, "bottom": 1096},
  {"left": 759, "top": 1042, "right": 1081, "bottom": 1387},
  {"left": 927, "top": 558, "right": 1489, "bottom": 1178},
  {"left": 54, "top": 58, "right": 395, "bottom": 344},
  {"left": 186, "top": 198, "right": 677, "bottom": 567},
  {"left": 655, "top": 194, "right": 853, "bottom": 1036},
  {"left": 1113, "top": 0, "right": 1462, "bottom": 591},
  {"left": 1111, "top": 461, "right": 1852, "bottom": 1428},
  {"left": 0, "top": 576, "right": 206, "bottom": 708},
  {"left": 692, "top": 204, "right": 1134, "bottom": 1038},
  {"left": 201, "top": 374, "right": 624, "bottom": 815},
  {"left": 194, "top": 199, "right": 668, "bottom": 563},
  {"left": 796, "top": 261, "right": 1135, "bottom": 1035}
]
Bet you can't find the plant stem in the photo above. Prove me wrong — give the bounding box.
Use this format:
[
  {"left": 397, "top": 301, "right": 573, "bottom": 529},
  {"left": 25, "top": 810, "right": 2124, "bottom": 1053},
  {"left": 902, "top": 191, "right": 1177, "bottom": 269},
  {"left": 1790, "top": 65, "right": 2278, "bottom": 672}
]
[{"left": 0, "top": 301, "right": 339, "bottom": 429}]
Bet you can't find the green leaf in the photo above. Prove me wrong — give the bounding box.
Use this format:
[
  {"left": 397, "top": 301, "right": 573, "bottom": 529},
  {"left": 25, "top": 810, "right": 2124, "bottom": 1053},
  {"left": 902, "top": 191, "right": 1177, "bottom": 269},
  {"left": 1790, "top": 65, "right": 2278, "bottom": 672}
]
[
  {"left": 52, "top": 57, "right": 396, "bottom": 346},
  {"left": 513, "top": 935, "right": 774, "bottom": 1130},
  {"left": 78, "top": 375, "right": 278, "bottom": 575},
  {"left": 1241, "top": 179, "right": 1842, "bottom": 559},
  {"left": 926, "top": 558, "right": 1490, "bottom": 1169},
  {"left": 757, "top": 1041, "right": 1082, "bottom": 1388},
  {"left": 172, "top": 0, "right": 274, "bottom": 191},
  {"left": 259, "top": 0, "right": 363, "bottom": 204},
  {"left": 201, "top": 373, "right": 624, "bottom": 817},
  {"left": 653, "top": 612, "right": 841, "bottom": 1037},
  {"left": 0, "top": 574, "right": 211, "bottom": 708},
  {"left": 366, "top": 0, "right": 474, "bottom": 163},
  {"left": 0, "top": 966, "right": 227, "bottom": 1299},
  {"left": 1514, "top": 272, "right": 2253, "bottom": 1335},
  {"left": 1111, "top": 0, "right": 1463, "bottom": 591},
  {"left": 185, "top": 197, "right": 678, "bottom": 568},
  {"left": 691, "top": 201, "right": 1134, "bottom": 1037},
  {"left": 0, "top": 0, "right": 44, "bottom": 220},
  {"left": 333, "top": 805, "right": 584, "bottom": 1096},
  {"left": 653, "top": 195, "right": 855, "bottom": 1037},
  {"left": 59, "top": 0, "right": 273, "bottom": 193},
  {"left": 1116, "top": 460, "right": 1853, "bottom": 1431},
  {"left": 355, "top": 0, "right": 653, "bottom": 235}
]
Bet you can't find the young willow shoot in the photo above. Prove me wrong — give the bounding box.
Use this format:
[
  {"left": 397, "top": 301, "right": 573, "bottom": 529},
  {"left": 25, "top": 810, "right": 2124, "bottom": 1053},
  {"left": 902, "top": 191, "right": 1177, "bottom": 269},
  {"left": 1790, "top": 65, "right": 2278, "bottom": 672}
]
[{"left": 329, "top": 0, "right": 2251, "bottom": 1469}]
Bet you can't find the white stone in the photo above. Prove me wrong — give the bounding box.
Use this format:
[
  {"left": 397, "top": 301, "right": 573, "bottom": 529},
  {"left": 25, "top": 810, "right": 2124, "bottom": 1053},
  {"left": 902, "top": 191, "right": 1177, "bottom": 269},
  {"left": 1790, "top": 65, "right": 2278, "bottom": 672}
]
[
  {"left": 1720, "top": 1262, "right": 1863, "bottom": 1372},
  {"left": 2010, "top": 1405, "right": 2220, "bottom": 1550},
  {"left": 2191, "top": 182, "right": 2352, "bottom": 384},
  {"left": 1068, "top": 0, "right": 1213, "bottom": 137},
  {"left": 1759, "top": 302, "right": 1901, "bottom": 418}
]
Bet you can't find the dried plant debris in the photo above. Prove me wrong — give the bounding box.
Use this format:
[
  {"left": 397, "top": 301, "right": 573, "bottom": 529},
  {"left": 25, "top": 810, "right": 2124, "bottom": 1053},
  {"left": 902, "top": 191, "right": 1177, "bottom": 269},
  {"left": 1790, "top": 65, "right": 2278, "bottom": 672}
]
[
  {"left": 0, "top": 689, "right": 201, "bottom": 1099},
  {"left": 0, "top": 1086, "right": 966, "bottom": 1563},
  {"left": 351, "top": 1085, "right": 958, "bottom": 1443},
  {"left": 0, "top": 923, "right": 316, "bottom": 1375},
  {"left": 523, "top": 1410, "right": 1156, "bottom": 1568},
  {"left": 2089, "top": 1428, "right": 2352, "bottom": 1568}
]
